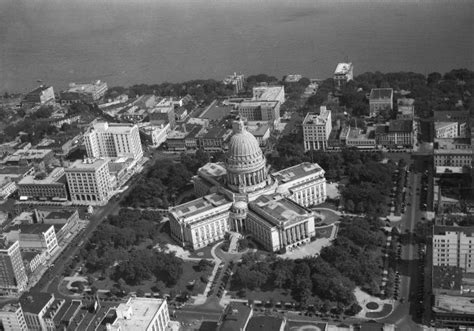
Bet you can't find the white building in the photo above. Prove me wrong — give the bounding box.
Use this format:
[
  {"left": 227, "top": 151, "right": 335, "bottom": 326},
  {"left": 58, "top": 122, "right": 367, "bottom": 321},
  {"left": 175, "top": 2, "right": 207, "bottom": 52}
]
[
  {"left": 333, "top": 63, "right": 353, "bottom": 88},
  {"left": 84, "top": 122, "right": 143, "bottom": 162},
  {"left": 433, "top": 226, "right": 474, "bottom": 272},
  {"left": 139, "top": 122, "right": 170, "bottom": 148},
  {"left": 302, "top": 106, "right": 332, "bottom": 151},
  {"left": 435, "top": 122, "right": 459, "bottom": 138},
  {"left": 252, "top": 86, "right": 285, "bottom": 105},
  {"left": 170, "top": 120, "right": 336, "bottom": 252},
  {"left": 105, "top": 297, "right": 170, "bottom": 331},
  {"left": 0, "top": 240, "right": 28, "bottom": 296},
  {"left": 65, "top": 158, "right": 111, "bottom": 206},
  {"left": 223, "top": 73, "right": 245, "bottom": 93},
  {"left": 59, "top": 80, "right": 108, "bottom": 105},
  {"left": 237, "top": 101, "right": 280, "bottom": 124},
  {"left": 19, "top": 292, "right": 54, "bottom": 331},
  {"left": 369, "top": 88, "right": 394, "bottom": 117},
  {"left": 0, "top": 178, "right": 16, "bottom": 200},
  {"left": 0, "top": 303, "right": 28, "bottom": 331}
]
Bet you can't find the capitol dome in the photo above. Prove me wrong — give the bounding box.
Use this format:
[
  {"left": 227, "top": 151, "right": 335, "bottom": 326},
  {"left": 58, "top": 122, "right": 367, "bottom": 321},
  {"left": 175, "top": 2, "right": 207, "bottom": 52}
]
[{"left": 225, "top": 120, "right": 268, "bottom": 193}]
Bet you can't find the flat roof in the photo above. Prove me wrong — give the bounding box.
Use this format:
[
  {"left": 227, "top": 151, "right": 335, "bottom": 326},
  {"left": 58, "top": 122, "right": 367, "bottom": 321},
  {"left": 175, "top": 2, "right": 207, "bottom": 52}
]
[
  {"left": 66, "top": 158, "right": 108, "bottom": 171},
  {"left": 252, "top": 86, "right": 284, "bottom": 102},
  {"left": 247, "top": 316, "right": 284, "bottom": 331},
  {"left": 65, "top": 81, "right": 106, "bottom": 94},
  {"left": 238, "top": 100, "right": 279, "bottom": 109},
  {"left": 114, "top": 297, "right": 165, "bottom": 330},
  {"left": 220, "top": 302, "right": 252, "bottom": 331},
  {"left": 20, "top": 292, "right": 53, "bottom": 314},
  {"left": 22, "top": 251, "right": 40, "bottom": 263},
  {"left": 92, "top": 122, "right": 136, "bottom": 134},
  {"left": 12, "top": 148, "right": 52, "bottom": 159},
  {"left": 202, "top": 126, "right": 231, "bottom": 139},
  {"left": 247, "top": 123, "right": 270, "bottom": 136},
  {"left": 435, "top": 122, "right": 457, "bottom": 130},
  {"left": 272, "top": 162, "right": 323, "bottom": 184},
  {"left": 18, "top": 223, "right": 53, "bottom": 234},
  {"left": 334, "top": 62, "right": 352, "bottom": 75},
  {"left": 433, "top": 225, "right": 474, "bottom": 236},
  {"left": 0, "top": 165, "right": 33, "bottom": 176},
  {"left": 370, "top": 88, "right": 393, "bottom": 100},
  {"left": 43, "top": 210, "right": 76, "bottom": 220},
  {"left": 388, "top": 120, "right": 412, "bottom": 133},
  {"left": 18, "top": 167, "right": 65, "bottom": 185},
  {"left": 432, "top": 266, "right": 463, "bottom": 291},
  {"left": 434, "top": 295, "right": 474, "bottom": 314},
  {"left": 303, "top": 108, "right": 331, "bottom": 125},
  {"left": 170, "top": 193, "right": 231, "bottom": 219},
  {"left": 397, "top": 98, "right": 415, "bottom": 106},
  {"left": 249, "top": 193, "right": 312, "bottom": 227}
]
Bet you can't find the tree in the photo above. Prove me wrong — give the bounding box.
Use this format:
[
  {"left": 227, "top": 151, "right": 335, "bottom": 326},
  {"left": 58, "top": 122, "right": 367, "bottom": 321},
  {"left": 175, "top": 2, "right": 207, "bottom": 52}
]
[{"left": 197, "top": 259, "right": 213, "bottom": 272}]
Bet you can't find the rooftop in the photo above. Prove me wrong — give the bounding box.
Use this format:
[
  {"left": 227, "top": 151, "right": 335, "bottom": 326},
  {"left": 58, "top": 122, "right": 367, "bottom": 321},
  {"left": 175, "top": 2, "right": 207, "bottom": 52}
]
[
  {"left": 199, "top": 162, "right": 227, "bottom": 178},
  {"left": 247, "top": 123, "right": 270, "bottom": 137},
  {"left": 272, "top": 162, "right": 323, "bottom": 184},
  {"left": 397, "top": 98, "right": 415, "bottom": 106},
  {"left": 219, "top": 302, "right": 252, "bottom": 331},
  {"left": 433, "top": 110, "right": 470, "bottom": 122},
  {"left": 20, "top": 292, "right": 53, "bottom": 314},
  {"left": 202, "top": 126, "right": 232, "bottom": 140},
  {"left": 18, "top": 167, "right": 65, "bottom": 185},
  {"left": 12, "top": 148, "right": 52, "bottom": 159},
  {"left": 433, "top": 295, "right": 474, "bottom": 314},
  {"left": 432, "top": 266, "right": 463, "bottom": 291},
  {"left": 388, "top": 120, "right": 412, "bottom": 133},
  {"left": 250, "top": 193, "right": 312, "bottom": 227},
  {"left": 334, "top": 62, "right": 353, "bottom": 75},
  {"left": 246, "top": 316, "right": 284, "bottom": 331},
  {"left": 43, "top": 210, "right": 76, "bottom": 220},
  {"left": 369, "top": 88, "right": 393, "bottom": 100},
  {"left": 26, "top": 85, "right": 53, "bottom": 96},
  {"left": 91, "top": 122, "right": 137, "bottom": 134},
  {"left": 303, "top": 107, "right": 331, "bottom": 125},
  {"left": 238, "top": 100, "right": 279, "bottom": 109},
  {"left": 66, "top": 158, "right": 108, "bottom": 171},
  {"left": 170, "top": 193, "right": 231, "bottom": 220},
  {"left": 22, "top": 251, "right": 41, "bottom": 263},
  {"left": 18, "top": 223, "right": 54, "bottom": 235},
  {"left": 65, "top": 81, "right": 106, "bottom": 94},
  {"left": 112, "top": 297, "right": 166, "bottom": 330},
  {"left": 435, "top": 122, "right": 457, "bottom": 131},
  {"left": 252, "top": 86, "right": 284, "bottom": 102},
  {"left": 0, "top": 165, "right": 33, "bottom": 176},
  {"left": 433, "top": 225, "right": 474, "bottom": 236}
]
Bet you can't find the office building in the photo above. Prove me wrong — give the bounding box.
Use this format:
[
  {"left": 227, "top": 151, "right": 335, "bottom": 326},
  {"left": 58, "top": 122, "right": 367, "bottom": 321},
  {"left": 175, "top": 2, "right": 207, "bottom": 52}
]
[
  {"left": 198, "top": 126, "right": 233, "bottom": 152},
  {"left": 8, "top": 224, "right": 59, "bottom": 257},
  {"left": 20, "top": 292, "right": 55, "bottom": 331},
  {"left": 302, "top": 106, "right": 332, "bottom": 151},
  {"left": 396, "top": 98, "right": 415, "bottom": 120},
  {"left": 84, "top": 122, "right": 143, "bottom": 161},
  {"left": 223, "top": 73, "right": 245, "bottom": 93},
  {"left": 369, "top": 88, "right": 394, "bottom": 117},
  {"left": 434, "top": 139, "right": 473, "bottom": 169},
  {"left": 169, "top": 120, "right": 336, "bottom": 252},
  {"left": 375, "top": 120, "right": 414, "bottom": 147},
  {"left": 150, "top": 99, "right": 176, "bottom": 128},
  {"left": 17, "top": 167, "right": 68, "bottom": 201},
  {"left": 237, "top": 100, "right": 280, "bottom": 124},
  {"left": 59, "top": 80, "right": 108, "bottom": 105},
  {"left": 0, "top": 240, "right": 28, "bottom": 296},
  {"left": 333, "top": 62, "right": 353, "bottom": 88},
  {"left": 22, "top": 86, "right": 55, "bottom": 108},
  {"left": 139, "top": 122, "right": 170, "bottom": 148},
  {"left": 435, "top": 122, "right": 459, "bottom": 139},
  {"left": 433, "top": 226, "right": 474, "bottom": 272},
  {"left": 65, "top": 158, "right": 111, "bottom": 206},
  {"left": 103, "top": 297, "right": 170, "bottom": 331},
  {"left": 218, "top": 302, "right": 253, "bottom": 331},
  {"left": 0, "top": 303, "right": 28, "bottom": 331}
]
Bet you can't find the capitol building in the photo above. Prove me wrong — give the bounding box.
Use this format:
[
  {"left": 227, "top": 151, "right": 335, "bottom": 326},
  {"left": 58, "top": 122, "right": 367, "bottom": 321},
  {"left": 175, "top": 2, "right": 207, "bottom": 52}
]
[{"left": 169, "top": 120, "right": 338, "bottom": 253}]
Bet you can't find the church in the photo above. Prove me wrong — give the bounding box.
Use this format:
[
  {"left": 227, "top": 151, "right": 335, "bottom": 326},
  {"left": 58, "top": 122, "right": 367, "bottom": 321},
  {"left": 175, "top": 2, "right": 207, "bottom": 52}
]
[{"left": 169, "top": 120, "right": 338, "bottom": 253}]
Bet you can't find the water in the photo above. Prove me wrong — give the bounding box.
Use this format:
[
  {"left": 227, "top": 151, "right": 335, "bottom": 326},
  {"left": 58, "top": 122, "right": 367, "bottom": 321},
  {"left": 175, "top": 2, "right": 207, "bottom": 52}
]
[{"left": 0, "top": 0, "right": 473, "bottom": 93}]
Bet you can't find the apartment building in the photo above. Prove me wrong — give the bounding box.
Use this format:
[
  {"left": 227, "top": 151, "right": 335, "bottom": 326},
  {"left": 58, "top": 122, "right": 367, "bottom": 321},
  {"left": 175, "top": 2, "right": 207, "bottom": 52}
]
[
  {"left": 303, "top": 106, "right": 332, "bottom": 151},
  {"left": 433, "top": 226, "right": 474, "bottom": 272},
  {"left": 369, "top": 88, "right": 394, "bottom": 117},
  {"left": 223, "top": 73, "right": 245, "bottom": 93},
  {"left": 333, "top": 62, "right": 353, "bottom": 88},
  {"left": 17, "top": 167, "right": 68, "bottom": 201},
  {"left": 59, "top": 80, "right": 108, "bottom": 105},
  {"left": 22, "top": 86, "right": 55, "bottom": 108},
  {"left": 435, "top": 122, "right": 459, "bottom": 138},
  {"left": 65, "top": 158, "right": 111, "bottom": 206},
  {"left": 84, "top": 122, "right": 143, "bottom": 161},
  {"left": 0, "top": 240, "right": 28, "bottom": 296}
]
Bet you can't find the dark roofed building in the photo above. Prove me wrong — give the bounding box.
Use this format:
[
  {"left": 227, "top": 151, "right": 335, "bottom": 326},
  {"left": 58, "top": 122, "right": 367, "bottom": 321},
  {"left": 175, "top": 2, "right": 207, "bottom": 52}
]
[
  {"left": 389, "top": 119, "right": 413, "bottom": 133},
  {"left": 20, "top": 292, "right": 55, "bottom": 330},
  {"left": 432, "top": 265, "right": 463, "bottom": 295},
  {"left": 375, "top": 120, "right": 413, "bottom": 147},
  {"left": 246, "top": 316, "right": 286, "bottom": 331},
  {"left": 199, "top": 126, "right": 232, "bottom": 152},
  {"left": 369, "top": 88, "right": 394, "bottom": 117},
  {"left": 218, "top": 303, "right": 252, "bottom": 331},
  {"left": 22, "top": 86, "right": 55, "bottom": 108}
]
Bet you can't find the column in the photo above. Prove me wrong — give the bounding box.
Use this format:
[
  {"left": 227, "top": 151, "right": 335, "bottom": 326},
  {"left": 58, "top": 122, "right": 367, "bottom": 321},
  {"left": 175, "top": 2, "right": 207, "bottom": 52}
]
[
  {"left": 296, "top": 224, "right": 301, "bottom": 240},
  {"left": 301, "top": 223, "right": 306, "bottom": 238},
  {"left": 281, "top": 229, "right": 287, "bottom": 246},
  {"left": 292, "top": 227, "right": 297, "bottom": 243}
]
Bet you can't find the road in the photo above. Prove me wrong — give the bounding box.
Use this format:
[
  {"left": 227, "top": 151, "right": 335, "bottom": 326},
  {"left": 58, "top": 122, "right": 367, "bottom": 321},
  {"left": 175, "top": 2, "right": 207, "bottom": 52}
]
[{"left": 382, "top": 155, "right": 428, "bottom": 330}]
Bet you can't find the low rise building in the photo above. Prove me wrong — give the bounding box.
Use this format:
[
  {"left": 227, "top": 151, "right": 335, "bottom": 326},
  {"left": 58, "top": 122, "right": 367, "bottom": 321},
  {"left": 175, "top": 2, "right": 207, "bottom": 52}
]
[
  {"left": 369, "top": 88, "right": 394, "bottom": 117},
  {"left": 102, "top": 297, "right": 170, "bottom": 331},
  {"left": 198, "top": 126, "right": 232, "bottom": 152},
  {"left": 376, "top": 120, "right": 413, "bottom": 147},
  {"left": 223, "top": 73, "right": 245, "bottom": 94},
  {"left": 333, "top": 62, "right": 353, "bottom": 88},
  {"left": 433, "top": 225, "right": 474, "bottom": 272},
  {"left": 284, "top": 74, "right": 302, "bottom": 83},
  {"left": 0, "top": 178, "right": 16, "bottom": 200},
  {"left": 22, "top": 250, "right": 47, "bottom": 274},
  {"left": 22, "top": 86, "right": 55, "bottom": 108},
  {"left": 432, "top": 294, "right": 474, "bottom": 328},
  {"left": 65, "top": 158, "right": 112, "bottom": 206},
  {"left": 8, "top": 224, "right": 58, "bottom": 256},
  {"left": 303, "top": 106, "right": 332, "bottom": 151},
  {"left": 17, "top": 167, "right": 68, "bottom": 201},
  {"left": 0, "top": 303, "right": 28, "bottom": 331},
  {"left": 218, "top": 302, "right": 252, "bottom": 331},
  {"left": 59, "top": 80, "right": 108, "bottom": 105},
  {"left": 247, "top": 123, "right": 271, "bottom": 147},
  {"left": 434, "top": 139, "right": 473, "bottom": 169},
  {"left": 344, "top": 127, "right": 377, "bottom": 149},
  {"left": 34, "top": 209, "right": 80, "bottom": 243},
  {"left": 2, "top": 149, "right": 53, "bottom": 166}
]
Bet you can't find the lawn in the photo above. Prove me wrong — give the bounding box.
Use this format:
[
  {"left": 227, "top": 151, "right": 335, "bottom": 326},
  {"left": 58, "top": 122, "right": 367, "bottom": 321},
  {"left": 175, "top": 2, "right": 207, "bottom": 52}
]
[
  {"left": 365, "top": 303, "right": 392, "bottom": 318},
  {"left": 227, "top": 286, "right": 293, "bottom": 303},
  {"left": 88, "top": 260, "right": 213, "bottom": 298}
]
